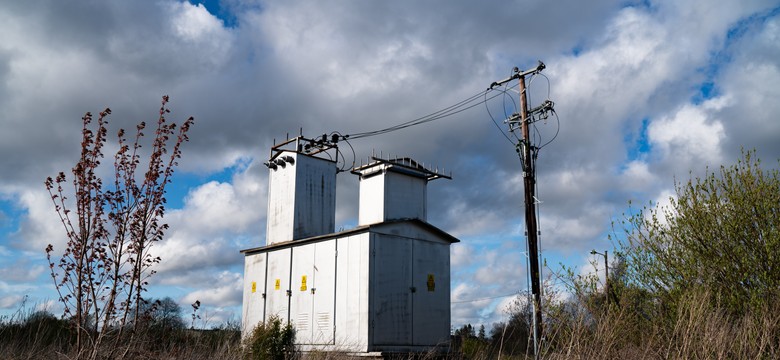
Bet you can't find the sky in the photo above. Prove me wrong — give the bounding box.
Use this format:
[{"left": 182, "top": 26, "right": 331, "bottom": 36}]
[{"left": 1, "top": 0, "right": 780, "bottom": 331}]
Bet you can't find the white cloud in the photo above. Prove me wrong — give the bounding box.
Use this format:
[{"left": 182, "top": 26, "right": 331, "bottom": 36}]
[
  {"left": 181, "top": 271, "right": 242, "bottom": 307},
  {"left": 168, "top": 2, "right": 233, "bottom": 68},
  {"left": 0, "top": 294, "right": 24, "bottom": 309},
  {"left": 451, "top": 243, "right": 476, "bottom": 268},
  {"left": 2, "top": 0, "right": 780, "bottom": 330},
  {"left": 450, "top": 240, "right": 527, "bottom": 327},
  {"left": 171, "top": 3, "right": 224, "bottom": 41},
  {"left": 445, "top": 200, "right": 507, "bottom": 238},
  {"left": 7, "top": 188, "right": 66, "bottom": 253},
  {"left": 152, "top": 161, "right": 266, "bottom": 277},
  {"left": 0, "top": 258, "right": 45, "bottom": 282},
  {"left": 648, "top": 98, "right": 728, "bottom": 169},
  {"left": 621, "top": 160, "right": 656, "bottom": 191}
]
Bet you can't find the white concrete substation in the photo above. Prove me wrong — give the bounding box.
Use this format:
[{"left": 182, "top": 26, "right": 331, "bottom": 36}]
[{"left": 241, "top": 137, "right": 458, "bottom": 354}]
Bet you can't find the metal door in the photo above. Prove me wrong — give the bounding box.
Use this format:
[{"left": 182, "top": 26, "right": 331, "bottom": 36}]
[
  {"left": 412, "top": 240, "right": 449, "bottom": 345},
  {"left": 265, "top": 248, "right": 292, "bottom": 322},
  {"left": 372, "top": 236, "right": 412, "bottom": 345},
  {"left": 242, "top": 252, "right": 267, "bottom": 333},
  {"left": 311, "top": 240, "right": 336, "bottom": 344},
  {"left": 290, "top": 244, "right": 314, "bottom": 343},
  {"left": 290, "top": 241, "right": 337, "bottom": 344}
]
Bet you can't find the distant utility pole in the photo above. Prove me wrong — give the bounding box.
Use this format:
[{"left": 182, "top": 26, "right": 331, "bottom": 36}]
[
  {"left": 490, "top": 61, "right": 551, "bottom": 360},
  {"left": 591, "top": 249, "right": 609, "bottom": 308}
]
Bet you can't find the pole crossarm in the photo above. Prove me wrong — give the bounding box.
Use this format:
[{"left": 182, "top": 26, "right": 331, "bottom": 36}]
[{"left": 488, "top": 61, "right": 546, "bottom": 89}]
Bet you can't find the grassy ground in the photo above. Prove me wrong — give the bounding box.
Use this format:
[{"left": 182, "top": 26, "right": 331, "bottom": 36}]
[
  {"left": 2, "top": 292, "right": 778, "bottom": 359},
  {"left": 0, "top": 307, "right": 242, "bottom": 360}
]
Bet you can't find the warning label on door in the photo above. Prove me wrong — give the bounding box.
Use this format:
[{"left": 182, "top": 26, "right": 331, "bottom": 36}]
[
  {"left": 427, "top": 274, "right": 435, "bottom": 291},
  {"left": 300, "top": 275, "right": 307, "bottom": 291},
  {"left": 251, "top": 281, "right": 256, "bottom": 293},
  {"left": 275, "top": 279, "right": 281, "bottom": 290}
]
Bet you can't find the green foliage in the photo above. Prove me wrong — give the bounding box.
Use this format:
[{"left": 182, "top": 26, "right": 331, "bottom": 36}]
[
  {"left": 618, "top": 149, "right": 780, "bottom": 316},
  {"left": 537, "top": 150, "right": 780, "bottom": 358},
  {"left": 242, "top": 315, "right": 296, "bottom": 360},
  {"left": 459, "top": 337, "right": 490, "bottom": 359},
  {"left": 452, "top": 323, "right": 491, "bottom": 359}
]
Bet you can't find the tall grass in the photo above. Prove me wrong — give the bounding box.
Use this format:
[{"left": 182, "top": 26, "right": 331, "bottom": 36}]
[
  {"left": 0, "top": 302, "right": 242, "bottom": 360},
  {"left": 537, "top": 289, "right": 780, "bottom": 359},
  {"left": 5, "top": 290, "right": 778, "bottom": 359},
  {"left": 446, "top": 288, "right": 779, "bottom": 359}
]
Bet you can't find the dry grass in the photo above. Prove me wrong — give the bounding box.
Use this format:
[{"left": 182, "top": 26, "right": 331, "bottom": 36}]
[
  {"left": 539, "top": 290, "right": 780, "bottom": 360},
  {"left": 3, "top": 291, "right": 779, "bottom": 359},
  {"left": 0, "top": 306, "right": 243, "bottom": 360}
]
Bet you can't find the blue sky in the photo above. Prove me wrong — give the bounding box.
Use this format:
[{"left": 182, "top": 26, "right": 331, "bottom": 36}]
[{"left": 1, "top": 0, "right": 780, "bottom": 329}]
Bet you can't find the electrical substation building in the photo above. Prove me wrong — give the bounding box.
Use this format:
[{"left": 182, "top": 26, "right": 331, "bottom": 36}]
[{"left": 241, "top": 137, "right": 458, "bottom": 354}]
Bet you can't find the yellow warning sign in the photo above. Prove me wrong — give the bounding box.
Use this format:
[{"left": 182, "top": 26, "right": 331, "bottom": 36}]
[
  {"left": 300, "top": 275, "right": 308, "bottom": 291},
  {"left": 275, "top": 279, "right": 281, "bottom": 290},
  {"left": 427, "top": 274, "right": 435, "bottom": 292},
  {"left": 251, "top": 281, "right": 257, "bottom": 293}
]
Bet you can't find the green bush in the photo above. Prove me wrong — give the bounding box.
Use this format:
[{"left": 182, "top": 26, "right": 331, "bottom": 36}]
[
  {"left": 618, "top": 150, "right": 780, "bottom": 316},
  {"left": 243, "top": 315, "right": 296, "bottom": 360}
]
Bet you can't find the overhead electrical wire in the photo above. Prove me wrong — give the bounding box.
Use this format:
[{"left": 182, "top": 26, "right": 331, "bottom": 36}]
[
  {"left": 327, "top": 131, "right": 356, "bottom": 172},
  {"left": 337, "top": 71, "right": 558, "bottom": 153},
  {"left": 343, "top": 87, "right": 510, "bottom": 141},
  {"left": 343, "top": 90, "right": 486, "bottom": 140},
  {"left": 502, "top": 82, "right": 518, "bottom": 119},
  {"left": 451, "top": 292, "right": 519, "bottom": 304},
  {"left": 527, "top": 72, "right": 558, "bottom": 151},
  {"left": 537, "top": 110, "right": 560, "bottom": 151},
  {"left": 319, "top": 68, "right": 562, "bottom": 315},
  {"left": 484, "top": 87, "right": 516, "bottom": 145}
]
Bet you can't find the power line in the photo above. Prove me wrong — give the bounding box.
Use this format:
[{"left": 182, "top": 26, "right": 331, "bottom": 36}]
[
  {"left": 344, "top": 90, "right": 485, "bottom": 139},
  {"left": 452, "top": 292, "right": 519, "bottom": 304},
  {"left": 484, "top": 88, "right": 516, "bottom": 145},
  {"left": 343, "top": 88, "right": 508, "bottom": 140}
]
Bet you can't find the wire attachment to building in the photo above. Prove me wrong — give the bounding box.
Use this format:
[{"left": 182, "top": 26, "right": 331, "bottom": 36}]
[{"left": 264, "top": 130, "right": 358, "bottom": 173}]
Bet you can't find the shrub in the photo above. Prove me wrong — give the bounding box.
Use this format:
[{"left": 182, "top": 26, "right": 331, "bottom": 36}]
[
  {"left": 618, "top": 150, "right": 780, "bottom": 316},
  {"left": 243, "top": 315, "right": 296, "bottom": 360}
]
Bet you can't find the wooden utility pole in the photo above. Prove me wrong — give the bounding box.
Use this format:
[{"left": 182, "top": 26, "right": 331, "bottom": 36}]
[
  {"left": 518, "top": 72, "right": 543, "bottom": 359},
  {"left": 605, "top": 250, "right": 609, "bottom": 307},
  {"left": 490, "top": 62, "right": 549, "bottom": 360}
]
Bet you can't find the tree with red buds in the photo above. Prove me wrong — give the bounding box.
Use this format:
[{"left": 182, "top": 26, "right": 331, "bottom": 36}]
[{"left": 45, "top": 96, "right": 193, "bottom": 359}]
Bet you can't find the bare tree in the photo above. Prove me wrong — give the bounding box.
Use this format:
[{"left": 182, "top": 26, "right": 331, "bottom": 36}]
[{"left": 45, "top": 96, "right": 193, "bottom": 359}]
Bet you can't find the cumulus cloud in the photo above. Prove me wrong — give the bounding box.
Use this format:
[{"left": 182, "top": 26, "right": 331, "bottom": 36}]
[
  {"left": 7, "top": 188, "right": 65, "bottom": 252},
  {"left": 152, "top": 160, "right": 266, "bottom": 279},
  {"left": 0, "top": 294, "right": 25, "bottom": 309},
  {"left": 181, "top": 271, "right": 243, "bottom": 307},
  {"left": 2, "top": 0, "right": 780, "bottom": 326},
  {"left": 450, "top": 240, "right": 527, "bottom": 327},
  {"left": 648, "top": 98, "right": 728, "bottom": 170},
  {"left": 0, "top": 258, "right": 45, "bottom": 282}
]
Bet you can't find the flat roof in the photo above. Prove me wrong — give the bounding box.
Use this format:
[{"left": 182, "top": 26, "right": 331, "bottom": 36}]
[{"left": 240, "top": 218, "right": 459, "bottom": 255}]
